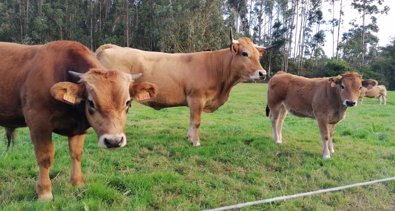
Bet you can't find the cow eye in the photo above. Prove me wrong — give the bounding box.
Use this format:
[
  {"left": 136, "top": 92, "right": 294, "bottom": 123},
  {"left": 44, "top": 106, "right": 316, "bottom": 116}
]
[
  {"left": 241, "top": 51, "right": 249, "bottom": 57},
  {"left": 340, "top": 85, "right": 345, "bottom": 89},
  {"left": 126, "top": 100, "right": 131, "bottom": 108},
  {"left": 359, "top": 86, "right": 362, "bottom": 90},
  {"left": 88, "top": 100, "right": 95, "bottom": 109},
  {"left": 125, "top": 100, "right": 132, "bottom": 113}
]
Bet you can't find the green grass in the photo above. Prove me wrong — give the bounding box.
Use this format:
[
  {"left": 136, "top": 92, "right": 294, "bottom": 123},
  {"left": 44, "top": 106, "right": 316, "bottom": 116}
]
[{"left": 0, "top": 83, "right": 394, "bottom": 210}]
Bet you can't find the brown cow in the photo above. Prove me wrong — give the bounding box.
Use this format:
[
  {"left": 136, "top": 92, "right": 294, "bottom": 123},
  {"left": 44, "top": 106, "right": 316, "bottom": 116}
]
[
  {"left": 95, "top": 34, "right": 268, "bottom": 146},
  {"left": 0, "top": 41, "right": 157, "bottom": 200},
  {"left": 266, "top": 71, "right": 363, "bottom": 159},
  {"left": 359, "top": 79, "right": 387, "bottom": 104}
]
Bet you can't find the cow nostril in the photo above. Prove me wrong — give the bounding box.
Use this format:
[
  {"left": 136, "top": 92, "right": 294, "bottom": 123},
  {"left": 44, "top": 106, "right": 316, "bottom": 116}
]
[
  {"left": 116, "top": 136, "right": 124, "bottom": 145},
  {"left": 104, "top": 138, "right": 111, "bottom": 147},
  {"left": 259, "top": 71, "right": 266, "bottom": 77},
  {"left": 346, "top": 101, "right": 356, "bottom": 107}
]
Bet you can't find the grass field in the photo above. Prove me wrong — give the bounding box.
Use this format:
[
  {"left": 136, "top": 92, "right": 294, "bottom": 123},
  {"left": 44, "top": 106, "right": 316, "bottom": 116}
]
[{"left": 0, "top": 83, "right": 394, "bottom": 210}]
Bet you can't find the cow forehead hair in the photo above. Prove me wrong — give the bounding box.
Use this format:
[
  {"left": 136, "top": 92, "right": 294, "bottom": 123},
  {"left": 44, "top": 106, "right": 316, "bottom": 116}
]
[
  {"left": 80, "top": 69, "right": 132, "bottom": 101},
  {"left": 80, "top": 68, "right": 131, "bottom": 84},
  {"left": 237, "top": 37, "right": 254, "bottom": 46},
  {"left": 340, "top": 71, "right": 362, "bottom": 80}
]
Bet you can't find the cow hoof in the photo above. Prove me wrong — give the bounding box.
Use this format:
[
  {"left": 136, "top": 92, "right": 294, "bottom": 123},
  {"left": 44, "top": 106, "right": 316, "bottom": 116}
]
[
  {"left": 322, "top": 154, "right": 331, "bottom": 159},
  {"left": 71, "top": 177, "right": 84, "bottom": 186},
  {"left": 38, "top": 192, "right": 53, "bottom": 201},
  {"left": 330, "top": 149, "right": 335, "bottom": 153},
  {"left": 275, "top": 140, "right": 282, "bottom": 144},
  {"left": 193, "top": 142, "right": 201, "bottom": 147}
]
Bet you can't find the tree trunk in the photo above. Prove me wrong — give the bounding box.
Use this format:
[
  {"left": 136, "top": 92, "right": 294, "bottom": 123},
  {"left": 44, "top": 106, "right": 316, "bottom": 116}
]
[
  {"left": 332, "top": 0, "right": 335, "bottom": 58},
  {"left": 268, "top": 9, "right": 273, "bottom": 76},
  {"left": 26, "top": 0, "right": 29, "bottom": 38},
  {"left": 90, "top": 0, "right": 93, "bottom": 50},
  {"left": 293, "top": 0, "right": 299, "bottom": 58},
  {"left": 361, "top": 0, "right": 366, "bottom": 66},
  {"left": 335, "top": 0, "right": 343, "bottom": 59},
  {"left": 125, "top": 0, "right": 129, "bottom": 47}
]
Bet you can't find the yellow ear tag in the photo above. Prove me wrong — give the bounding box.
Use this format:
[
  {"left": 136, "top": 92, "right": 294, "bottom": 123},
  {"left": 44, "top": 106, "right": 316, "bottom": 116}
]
[
  {"left": 63, "top": 92, "right": 76, "bottom": 104},
  {"left": 136, "top": 91, "right": 150, "bottom": 102}
]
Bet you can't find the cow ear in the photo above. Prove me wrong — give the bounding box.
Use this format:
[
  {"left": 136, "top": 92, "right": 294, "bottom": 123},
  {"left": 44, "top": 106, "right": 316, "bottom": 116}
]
[
  {"left": 362, "top": 79, "right": 378, "bottom": 88},
  {"left": 51, "top": 82, "right": 84, "bottom": 105},
  {"left": 329, "top": 76, "right": 342, "bottom": 87},
  {"left": 130, "top": 82, "right": 158, "bottom": 102},
  {"left": 361, "top": 80, "right": 368, "bottom": 88},
  {"left": 230, "top": 43, "right": 239, "bottom": 54}
]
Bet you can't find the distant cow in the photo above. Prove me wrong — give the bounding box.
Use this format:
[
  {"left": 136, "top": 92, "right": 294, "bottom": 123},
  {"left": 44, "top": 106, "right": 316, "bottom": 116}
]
[
  {"left": 96, "top": 32, "right": 269, "bottom": 146},
  {"left": 0, "top": 41, "right": 157, "bottom": 200},
  {"left": 359, "top": 79, "right": 387, "bottom": 104},
  {"left": 266, "top": 71, "right": 362, "bottom": 159}
]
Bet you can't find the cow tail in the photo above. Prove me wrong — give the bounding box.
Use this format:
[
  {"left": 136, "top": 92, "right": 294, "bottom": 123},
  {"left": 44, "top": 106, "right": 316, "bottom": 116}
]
[
  {"left": 5, "top": 128, "right": 15, "bottom": 150},
  {"left": 95, "top": 44, "right": 117, "bottom": 57},
  {"left": 266, "top": 104, "right": 270, "bottom": 117}
]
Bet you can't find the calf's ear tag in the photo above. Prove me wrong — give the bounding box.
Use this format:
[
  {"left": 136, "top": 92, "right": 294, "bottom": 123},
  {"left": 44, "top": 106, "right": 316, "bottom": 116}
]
[
  {"left": 63, "top": 92, "right": 76, "bottom": 104},
  {"left": 135, "top": 91, "right": 151, "bottom": 102}
]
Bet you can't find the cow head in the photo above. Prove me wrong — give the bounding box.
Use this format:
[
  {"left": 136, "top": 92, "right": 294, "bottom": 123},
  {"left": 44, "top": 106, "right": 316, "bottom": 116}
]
[
  {"left": 362, "top": 79, "right": 378, "bottom": 89},
  {"left": 329, "top": 72, "right": 362, "bottom": 107},
  {"left": 229, "top": 30, "right": 267, "bottom": 81},
  {"left": 50, "top": 69, "right": 158, "bottom": 148}
]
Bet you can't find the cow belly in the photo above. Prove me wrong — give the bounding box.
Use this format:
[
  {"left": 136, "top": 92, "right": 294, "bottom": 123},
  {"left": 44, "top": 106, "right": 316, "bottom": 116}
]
[
  {"left": 143, "top": 101, "right": 186, "bottom": 110},
  {"left": 288, "top": 108, "right": 315, "bottom": 118},
  {"left": 283, "top": 103, "right": 314, "bottom": 118},
  {"left": 0, "top": 116, "right": 26, "bottom": 128}
]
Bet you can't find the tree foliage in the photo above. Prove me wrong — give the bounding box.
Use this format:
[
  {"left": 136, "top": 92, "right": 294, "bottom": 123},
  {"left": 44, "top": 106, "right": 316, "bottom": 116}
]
[{"left": 0, "top": 0, "right": 393, "bottom": 89}]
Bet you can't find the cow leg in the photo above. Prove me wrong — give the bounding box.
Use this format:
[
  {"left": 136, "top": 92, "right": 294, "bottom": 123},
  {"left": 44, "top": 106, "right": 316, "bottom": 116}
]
[
  {"left": 31, "top": 130, "right": 55, "bottom": 200},
  {"left": 276, "top": 105, "right": 288, "bottom": 144},
  {"left": 380, "top": 95, "right": 386, "bottom": 105},
  {"left": 317, "top": 119, "right": 331, "bottom": 159},
  {"left": 269, "top": 105, "right": 281, "bottom": 144},
  {"left": 68, "top": 134, "right": 86, "bottom": 185},
  {"left": 187, "top": 97, "right": 203, "bottom": 146},
  {"left": 328, "top": 124, "right": 336, "bottom": 153}
]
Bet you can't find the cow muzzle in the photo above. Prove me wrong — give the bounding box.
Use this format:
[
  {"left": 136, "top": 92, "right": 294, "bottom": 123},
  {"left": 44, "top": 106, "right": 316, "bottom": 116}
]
[
  {"left": 98, "top": 133, "right": 127, "bottom": 148},
  {"left": 250, "top": 69, "right": 267, "bottom": 80},
  {"left": 343, "top": 100, "right": 357, "bottom": 107}
]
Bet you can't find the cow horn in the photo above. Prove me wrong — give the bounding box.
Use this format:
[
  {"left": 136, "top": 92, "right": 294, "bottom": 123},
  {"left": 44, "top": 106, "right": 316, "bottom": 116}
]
[
  {"left": 131, "top": 73, "right": 143, "bottom": 80},
  {"left": 263, "top": 44, "right": 277, "bottom": 50},
  {"left": 229, "top": 28, "right": 239, "bottom": 44},
  {"left": 68, "top": 71, "right": 83, "bottom": 83}
]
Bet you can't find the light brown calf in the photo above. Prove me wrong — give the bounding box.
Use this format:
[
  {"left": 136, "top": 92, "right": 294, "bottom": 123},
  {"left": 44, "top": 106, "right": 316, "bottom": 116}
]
[
  {"left": 96, "top": 32, "right": 270, "bottom": 146},
  {"left": 0, "top": 41, "right": 157, "bottom": 200},
  {"left": 266, "top": 71, "right": 363, "bottom": 159},
  {"left": 359, "top": 80, "right": 387, "bottom": 104}
]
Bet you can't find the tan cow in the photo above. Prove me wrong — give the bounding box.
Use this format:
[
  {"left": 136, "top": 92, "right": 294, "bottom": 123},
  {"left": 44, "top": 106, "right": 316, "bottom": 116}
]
[
  {"left": 359, "top": 79, "right": 387, "bottom": 104},
  {"left": 266, "top": 71, "right": 363, "bottom": 159},
  {"left": 0, "top": 41, "right": 157, "bottom": 200},
  {"left": 96, "top": 33, "right": 269, "bottom": 146}
]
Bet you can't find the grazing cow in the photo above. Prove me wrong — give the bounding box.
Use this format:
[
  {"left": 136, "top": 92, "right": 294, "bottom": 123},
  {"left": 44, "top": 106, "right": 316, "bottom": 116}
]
[
  {"left": 266, "top": 71, "right": 363, "bottom": 159},
  {"left": 359, "top": 79, "right": 387, "bottom": 104},
  {"left": 0, "top": 41, "right": 157, "bottom": 200},
  {"left": 95, "top": 33, "right": 269, "bottom": 146}
]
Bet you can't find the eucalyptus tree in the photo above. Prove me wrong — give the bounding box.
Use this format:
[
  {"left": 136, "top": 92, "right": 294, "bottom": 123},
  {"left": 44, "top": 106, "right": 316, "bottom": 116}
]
[{"left": 350, "top": 0, "right": 389, "bottom": 65}]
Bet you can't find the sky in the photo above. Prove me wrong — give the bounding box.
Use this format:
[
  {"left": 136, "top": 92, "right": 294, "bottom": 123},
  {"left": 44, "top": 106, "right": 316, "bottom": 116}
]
[{"left": 322, "top": 0, "right": 395, "bottom": 56}]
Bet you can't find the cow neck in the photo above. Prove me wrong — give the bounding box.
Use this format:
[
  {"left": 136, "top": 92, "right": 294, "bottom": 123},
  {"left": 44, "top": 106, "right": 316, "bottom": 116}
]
[
  {"left": 211, "top": 49, "right": 241, "bottom": 98},
  {"left": 73, "top": 100, "right": 91, "bottom": 134}
]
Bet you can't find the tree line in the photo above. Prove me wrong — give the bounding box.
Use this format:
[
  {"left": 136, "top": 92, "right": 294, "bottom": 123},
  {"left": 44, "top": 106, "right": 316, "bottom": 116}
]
[{"left": 0, "top": 0, "right": 394, "bottom": 89}]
